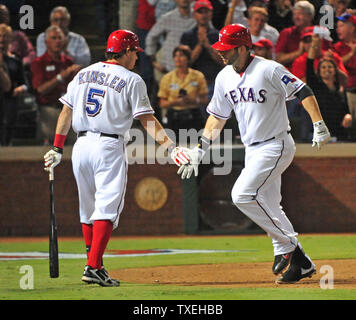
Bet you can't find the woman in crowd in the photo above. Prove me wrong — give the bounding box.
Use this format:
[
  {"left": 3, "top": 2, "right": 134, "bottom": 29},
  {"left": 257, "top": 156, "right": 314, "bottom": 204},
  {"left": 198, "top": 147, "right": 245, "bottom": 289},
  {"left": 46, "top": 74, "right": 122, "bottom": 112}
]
[
  {"left": 157, "top": 45, "right": 208, "bottom": 143},
  {"left": 306, "top": 34, "right": 352, "bottom": 141}
]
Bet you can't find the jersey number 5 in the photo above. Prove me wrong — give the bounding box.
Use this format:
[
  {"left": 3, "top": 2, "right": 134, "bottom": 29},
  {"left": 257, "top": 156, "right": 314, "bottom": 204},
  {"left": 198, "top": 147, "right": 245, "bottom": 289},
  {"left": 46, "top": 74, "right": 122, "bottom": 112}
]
[{"left": 86, "top": 88, "right": 105, "bottom": 117}]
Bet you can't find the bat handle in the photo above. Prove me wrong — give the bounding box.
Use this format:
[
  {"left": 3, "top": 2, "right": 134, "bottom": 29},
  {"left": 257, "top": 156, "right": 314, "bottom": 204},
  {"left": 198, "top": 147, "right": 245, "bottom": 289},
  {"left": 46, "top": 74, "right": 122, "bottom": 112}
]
[{"left": 49, "top": 167, "right": 54, "bottom": 181}]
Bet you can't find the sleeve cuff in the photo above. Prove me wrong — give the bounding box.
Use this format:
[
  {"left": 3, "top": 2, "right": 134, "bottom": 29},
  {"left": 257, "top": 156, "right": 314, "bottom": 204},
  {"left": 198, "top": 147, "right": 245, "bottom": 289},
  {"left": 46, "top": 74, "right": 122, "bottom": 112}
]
[
  {"left": 59, "top": 97, "right": 74, "bottom": 109},
  {"left": 206, "top": 107, "right": 231, "bottom": 120}
]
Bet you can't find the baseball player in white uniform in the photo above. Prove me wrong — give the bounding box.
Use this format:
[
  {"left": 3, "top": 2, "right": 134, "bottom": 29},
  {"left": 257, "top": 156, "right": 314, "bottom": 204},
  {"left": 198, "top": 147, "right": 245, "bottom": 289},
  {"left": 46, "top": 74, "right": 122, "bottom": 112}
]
[
  {"left": 43, "top": 30, "right": 187, "bottom": 287},
  {"left": 176, "top": 24, "right": 331, "bottom": 284}
]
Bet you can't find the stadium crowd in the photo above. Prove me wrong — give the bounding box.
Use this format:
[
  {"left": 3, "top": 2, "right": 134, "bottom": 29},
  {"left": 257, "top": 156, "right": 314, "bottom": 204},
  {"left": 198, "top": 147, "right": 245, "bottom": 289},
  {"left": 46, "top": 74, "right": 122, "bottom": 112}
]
[{"left": 0, "top": 0, "right": 356, "bottom": 146}]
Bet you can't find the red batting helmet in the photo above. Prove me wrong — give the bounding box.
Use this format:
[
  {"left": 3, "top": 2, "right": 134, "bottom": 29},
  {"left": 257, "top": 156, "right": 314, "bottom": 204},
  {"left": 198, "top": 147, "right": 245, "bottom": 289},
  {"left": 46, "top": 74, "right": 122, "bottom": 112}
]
[
  {"left": 106, "top": 29, "right": 144, "bottom": 53},
  {"left": 212, "top": 24, "right": 252, "bottom": 51}
]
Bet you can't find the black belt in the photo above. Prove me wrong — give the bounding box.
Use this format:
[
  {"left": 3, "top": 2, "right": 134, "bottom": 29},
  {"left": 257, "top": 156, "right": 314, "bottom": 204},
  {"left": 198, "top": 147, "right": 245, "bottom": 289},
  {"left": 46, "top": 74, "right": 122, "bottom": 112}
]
[
  {"left": 249, "top": 131, "right": 291, "bottom": 147},
  {"left": 78, "top": 131, "right": 119, "bottom": 139}
]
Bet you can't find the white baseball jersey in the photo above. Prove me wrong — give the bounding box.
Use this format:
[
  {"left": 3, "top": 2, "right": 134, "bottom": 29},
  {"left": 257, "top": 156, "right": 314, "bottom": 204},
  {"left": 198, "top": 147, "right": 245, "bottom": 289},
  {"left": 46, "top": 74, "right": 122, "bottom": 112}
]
[
  {"left": 60, "top": 61, "right": 154, "bottom": 229},
  {"left": 207, "top": 55, "right": 304, "bottom": 146},
  {"left": 59, "top": 61, "right": 154, "bottom": 136}
]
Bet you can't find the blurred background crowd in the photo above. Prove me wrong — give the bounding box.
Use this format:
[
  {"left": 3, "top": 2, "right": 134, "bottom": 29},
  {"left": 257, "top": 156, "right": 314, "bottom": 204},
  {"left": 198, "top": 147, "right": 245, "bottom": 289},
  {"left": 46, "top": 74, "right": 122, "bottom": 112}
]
[{"left": 0, "top": 0, "right": 356, "bottom": 146}]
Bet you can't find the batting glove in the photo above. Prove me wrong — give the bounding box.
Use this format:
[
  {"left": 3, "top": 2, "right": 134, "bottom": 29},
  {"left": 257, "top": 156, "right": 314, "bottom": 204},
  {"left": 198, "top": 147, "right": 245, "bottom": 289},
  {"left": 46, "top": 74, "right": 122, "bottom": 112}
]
[
  {"left": 312, "top": 120, "right": 331, "bottom": 150},
  {"left": 44, "top": 147, "right": 63, "bottom": 171},
  {"left": 170, "top": 146, "right": 191, "bottom": 166},
  {"left": 177, "top": 147, "right": 205, "bottom": 179}
]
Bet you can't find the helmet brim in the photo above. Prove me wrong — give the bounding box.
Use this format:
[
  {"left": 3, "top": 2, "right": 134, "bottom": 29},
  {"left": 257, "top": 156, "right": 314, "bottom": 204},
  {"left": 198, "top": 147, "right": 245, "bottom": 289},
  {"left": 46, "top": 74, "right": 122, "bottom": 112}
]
[{"left": 211, "top": 41, "right": 237, "bottom": 51}]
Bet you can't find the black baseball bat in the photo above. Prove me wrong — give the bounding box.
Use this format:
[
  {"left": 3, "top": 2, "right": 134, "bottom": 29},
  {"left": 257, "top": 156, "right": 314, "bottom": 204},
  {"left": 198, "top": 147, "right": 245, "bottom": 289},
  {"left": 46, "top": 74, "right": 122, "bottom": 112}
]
[{"left": 49, "top": 167, "right": 59, "bottom": 278}]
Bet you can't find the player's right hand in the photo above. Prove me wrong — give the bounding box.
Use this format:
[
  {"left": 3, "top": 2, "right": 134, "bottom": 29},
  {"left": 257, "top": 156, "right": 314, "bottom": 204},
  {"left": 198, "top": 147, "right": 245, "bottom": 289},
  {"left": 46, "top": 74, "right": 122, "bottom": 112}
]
[
  {"left": 312, "top": 120, "right": 330, "bottom": 150},
  {"left": 170, "top": 146, "right": 191, "bottom": 166},
  {"left": 176, "top": 147, "right": 205, "bottom": 179},
  {"left": 44, "top": 148, "right": 62, "bottom": 171}
]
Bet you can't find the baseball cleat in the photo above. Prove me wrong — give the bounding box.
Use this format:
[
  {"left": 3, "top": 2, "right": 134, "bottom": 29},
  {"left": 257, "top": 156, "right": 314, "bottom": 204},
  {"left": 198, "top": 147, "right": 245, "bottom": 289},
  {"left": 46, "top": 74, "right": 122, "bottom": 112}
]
[
  {"left": 82, "top": 265, "right": 120, "bottom": 287},
  {"left": 275, "top": 263, "right": 316, "bottom": 284},
  {"left": 272, "top": 251, "right": 293, "bottom": 275},
  {"left": 275, "top": 244, "right": 316, "bottom": 284}
]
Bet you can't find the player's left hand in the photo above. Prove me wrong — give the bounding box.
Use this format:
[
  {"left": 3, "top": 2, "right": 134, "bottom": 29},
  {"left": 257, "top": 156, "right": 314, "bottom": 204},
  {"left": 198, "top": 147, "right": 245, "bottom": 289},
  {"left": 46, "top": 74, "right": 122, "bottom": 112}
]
[
  {"left": 177, "top": 147, "right": 205, "bottom": 179},
  {"left": 312, "top": 120, "right": 331, "bottom": 150},
  {"left": 44, "top": 148, "right": 63, "bottom": 171}
]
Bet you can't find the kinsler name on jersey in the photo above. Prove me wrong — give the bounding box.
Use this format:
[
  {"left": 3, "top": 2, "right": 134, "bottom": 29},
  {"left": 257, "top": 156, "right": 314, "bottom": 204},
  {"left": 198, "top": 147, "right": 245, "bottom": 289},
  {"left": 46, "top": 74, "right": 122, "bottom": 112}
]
[
  {"left": 78, "top": 70, "right": 127, "bottom": 93},
  {"left": 226, "top": 87, "right": 267, "bottom": 104}
]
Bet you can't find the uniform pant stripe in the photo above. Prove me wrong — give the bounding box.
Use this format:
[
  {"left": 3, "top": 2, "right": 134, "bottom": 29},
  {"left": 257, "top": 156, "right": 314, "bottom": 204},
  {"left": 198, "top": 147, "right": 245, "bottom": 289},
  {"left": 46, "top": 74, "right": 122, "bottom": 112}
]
[
  {"left": 114, "top": 144, "right": 128, "bottom": 226},
  {"left": 254, "top": 139, "right": 297, "bottom": 248},
  {"left": 255, "top": 140, "right": 284, "bottom": 196}
]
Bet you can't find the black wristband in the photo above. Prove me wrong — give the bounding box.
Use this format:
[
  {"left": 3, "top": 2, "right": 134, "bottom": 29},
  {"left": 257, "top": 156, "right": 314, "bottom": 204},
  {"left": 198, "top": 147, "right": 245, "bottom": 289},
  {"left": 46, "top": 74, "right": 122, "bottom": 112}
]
[
  {"left": 53, "top": 146, "right": 63, "bottom": 154},
  {"left": 198, "top": 136, "right": 211, "bottom": 152}
]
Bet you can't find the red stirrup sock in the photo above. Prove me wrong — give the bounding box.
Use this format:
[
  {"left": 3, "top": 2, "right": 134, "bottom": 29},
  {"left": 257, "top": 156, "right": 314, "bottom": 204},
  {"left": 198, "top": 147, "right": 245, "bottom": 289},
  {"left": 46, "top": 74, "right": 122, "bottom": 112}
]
[
  {"left": 87, "top": 220, "right": 113, "bottom": 270},
  {"left": 81, "top": 223, "right": 93, "bottom": 260}
]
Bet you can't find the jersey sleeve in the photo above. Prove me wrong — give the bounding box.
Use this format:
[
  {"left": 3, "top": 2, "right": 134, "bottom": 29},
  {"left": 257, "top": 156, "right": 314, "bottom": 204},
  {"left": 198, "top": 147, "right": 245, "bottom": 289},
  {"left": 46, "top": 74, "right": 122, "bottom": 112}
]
[
  {"left": 130, "top": 78, "right": 155, "bottom": 119},
  {"left": 59, "top": 76, "right": 76, "bottom": 109},
  {"left": 206, "top": 74, "right": 232, "bottom": 120},
  {"left": 271, "top": 64, "right": 305, "bottom": 100}
]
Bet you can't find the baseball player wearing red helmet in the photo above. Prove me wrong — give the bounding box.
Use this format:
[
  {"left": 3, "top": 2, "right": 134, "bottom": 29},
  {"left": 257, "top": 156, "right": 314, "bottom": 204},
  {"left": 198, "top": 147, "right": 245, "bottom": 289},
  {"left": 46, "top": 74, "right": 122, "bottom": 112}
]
[
  {"left": 175, "top": 24, "right": 331, "bottom": 284},
  {"left": 43, "top": 29, "right": 188, "bottom": 286}
]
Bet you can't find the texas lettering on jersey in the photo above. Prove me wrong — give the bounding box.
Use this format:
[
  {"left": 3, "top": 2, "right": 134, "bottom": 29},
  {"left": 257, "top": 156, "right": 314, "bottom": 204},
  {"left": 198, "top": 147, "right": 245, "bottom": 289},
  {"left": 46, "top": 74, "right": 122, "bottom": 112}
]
[
  {"left": 78, "top": 70, "right": 127, "bottom": 93},
  {"left": 225, "top": 87, "right": 267, "bottom": 104}
]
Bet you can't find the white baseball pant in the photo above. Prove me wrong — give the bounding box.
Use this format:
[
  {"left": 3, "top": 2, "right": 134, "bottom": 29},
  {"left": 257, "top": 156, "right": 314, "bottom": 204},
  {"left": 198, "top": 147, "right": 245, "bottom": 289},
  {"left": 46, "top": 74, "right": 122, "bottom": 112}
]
[
  {"left": 72, "top": 131, "right": 127, "bottom": 229},
  {"left": 231, "top": 132, "right": 298, "bottom": 256}
]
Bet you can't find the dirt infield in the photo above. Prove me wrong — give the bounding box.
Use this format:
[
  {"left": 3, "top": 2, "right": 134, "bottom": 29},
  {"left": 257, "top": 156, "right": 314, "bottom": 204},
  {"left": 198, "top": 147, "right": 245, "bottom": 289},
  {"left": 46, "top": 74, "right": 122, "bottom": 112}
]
[{"left": 112, "top": 259, "right": 356, "bottom": 289}]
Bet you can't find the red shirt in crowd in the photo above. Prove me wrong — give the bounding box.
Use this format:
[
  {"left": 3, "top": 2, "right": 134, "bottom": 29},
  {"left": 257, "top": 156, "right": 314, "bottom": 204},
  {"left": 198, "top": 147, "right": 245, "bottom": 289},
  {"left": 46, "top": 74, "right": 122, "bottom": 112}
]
[
  {"left": 334, "top": 41, "right": 356, "bottom": 88},
  {"left": 31, "top": 51, "right": 73, "bottom": 106},
  {"left": 276, "top": 25, "right": 332, "bottom": 69},
  {"left": 136, "top": 0, "right": 156, "bottom": 31},
  {"left": 291, "top": 50, "right": 348, "bottom": 81}
]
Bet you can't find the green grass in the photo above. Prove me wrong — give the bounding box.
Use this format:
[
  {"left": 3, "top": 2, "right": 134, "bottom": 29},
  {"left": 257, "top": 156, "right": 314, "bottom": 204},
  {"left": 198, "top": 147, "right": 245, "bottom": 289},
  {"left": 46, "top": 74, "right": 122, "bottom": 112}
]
[{"left": 1, "top": 234, "right": 356, "bottom": 300}]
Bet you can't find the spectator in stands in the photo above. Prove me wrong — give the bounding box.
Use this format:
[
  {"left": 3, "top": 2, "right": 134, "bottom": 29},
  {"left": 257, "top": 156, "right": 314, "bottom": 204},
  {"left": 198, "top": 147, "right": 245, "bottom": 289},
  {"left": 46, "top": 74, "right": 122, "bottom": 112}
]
[
  {"left": 247, "top": 6, "right": 279, "bottom": 45},
  {"left": 252, "top": 38, "right": 273, "bottom": 59},
  {"left": 225, "top": 3, "right": 279, "bottom": 45},
  {"left": 31, "top": 26, "right": 81, "bottom": 145},
  {"left": 180, "top": 0, "right": 223, "bottom": 119},
  {"left": 224, "top": 0, "right": 248, "bottom": 27},
  {"left": 334, "top": 0, "right": 349, "bottom": 17},
  {"left": 306, "top": 34, "right": 352, "bottom": 141},
  {"left": 291, "top": 26, "right": 348, "bottom": 86},
  {"left": 145, "top": 0, "right": 196, "bottom": 74},
  {"left": 267, "top": 0, "right": 294, "bottom": 32},
  {"left": 36, "top": 6, "right": 91, "bottom": 67},
  {"left": 275, "top": 1, "right": 316, "bottom": 70},
  {"left": 157, "top": 45, "right": 208, "bottom": 142},
  {"left": 334, "top": 13, "right": 356, "bottom": 131},
  {"left": 148, "top": 0, "right": 177, "bottom": 20},
  {"left": 0, "top": 4, "right": 36, "bottom": 67},
  {"left": 136, "top": 0, "right": 156, "bottom": 100},
  {"left": 0, "top": 23, "right": 27, "bottom": 146}
]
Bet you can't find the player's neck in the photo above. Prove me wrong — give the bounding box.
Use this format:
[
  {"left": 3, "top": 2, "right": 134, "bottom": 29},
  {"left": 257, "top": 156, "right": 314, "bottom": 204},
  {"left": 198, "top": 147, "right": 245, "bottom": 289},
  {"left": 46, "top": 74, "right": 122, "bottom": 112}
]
[
  {"left": 105, "top": 59, "right": 126, "bottom": 68},
  {"left": 233, "top": 52, "right": 252, "bottom": 74}
]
